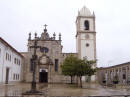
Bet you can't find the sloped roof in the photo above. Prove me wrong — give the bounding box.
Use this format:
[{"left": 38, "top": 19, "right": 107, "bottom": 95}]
[{"left": 0, "top": 37, "right": 24, "bottom": 58}]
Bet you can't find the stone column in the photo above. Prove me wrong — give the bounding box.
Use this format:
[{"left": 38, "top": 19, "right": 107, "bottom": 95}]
[
  {"left": 48, "top": 65, "right": 52, "bottom": 83},
  {"left": 126, "top": 66, "right": 128, "bottom": 84},
  {"left": 121, "top": 67, "right": 123, "bottom": 84},
  {"left": 36, "top": 65, "right": 39, "bottom": 83},
  {"left": 107, "top": 70, "right": 110, "bottom": 84},
  {"left": 128, "top": 65, "right": 130, "bottom": 83},
  {"left": 112, "top": 69, "right": 114, "bottom": 81},
  {"left": 118, "top": 68, "right": 121, "bottom": 84}
]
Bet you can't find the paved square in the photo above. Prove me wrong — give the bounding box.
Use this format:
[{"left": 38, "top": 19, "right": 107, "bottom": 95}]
[{"left": 0, "top": 83, "right": 130, "bottom": 97}]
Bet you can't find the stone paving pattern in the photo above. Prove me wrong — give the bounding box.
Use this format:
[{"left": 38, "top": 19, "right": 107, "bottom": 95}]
[{"left": 0, "top": 83, "right": 130, "bottom": 97}]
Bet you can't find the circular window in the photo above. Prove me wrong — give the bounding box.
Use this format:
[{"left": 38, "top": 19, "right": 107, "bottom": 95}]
[{"left": 86, "top": 43, "right": 89, "bottom": 47}]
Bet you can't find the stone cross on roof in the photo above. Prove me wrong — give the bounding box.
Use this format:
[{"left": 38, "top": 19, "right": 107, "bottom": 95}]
[
  {"left": 44, "top": 24, "right": 48, "bottom": 30},
  {"left": 41, "top": 24, "right": 50, "bottom": 40},
  {"left": 43, "top": 24, "right": 48, "bottom": 32}
]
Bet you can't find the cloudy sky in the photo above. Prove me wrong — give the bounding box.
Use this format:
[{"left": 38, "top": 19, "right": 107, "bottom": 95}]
[{"left": 0, "top": 0, "right": 130, "bottom": 67}]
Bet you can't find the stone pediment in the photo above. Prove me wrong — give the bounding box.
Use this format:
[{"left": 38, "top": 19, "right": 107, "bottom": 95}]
[
  {"left": 38, "top": 54, "right": 53, "bottom": 65},
  {"left": 40, "top": 24, "right": 52, "bottom": 40}
]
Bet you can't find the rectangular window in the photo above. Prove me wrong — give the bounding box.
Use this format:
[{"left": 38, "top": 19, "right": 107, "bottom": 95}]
[
  {"left": 6, "top": 53, "right": 7, "bottom": 60},
  {"left": 55, "top": 59, "right": 59, "bottom": 72},
  {"left": 0, "top": 48, "right": 1, "bottom": 58},
  {"left": 17, "top": 59, "right": 18, "bottom": 65},
  {"left": 18, "top": 74, "right": 19, "bottom": 80},
  {"left": 13, "top": 74, "right": 15, "bottom": 80},
  {"left": 16, "top": 59, "right": 17, "bottom": 64},
  {"left": 14, "top": 58, "right": 16, "bottom": 64},
  {"left": 8, "top": 54, "right": 9, "bottom": 61},
  {"left": 16, "top": 74, "right": 17, "bottom": 80},
  {"left": 7, "top": 53, "right": 9, "bottom": 60},
  {"left": 19, "top": 60, "right": 20, "bottom": 65},
  {"left": 10, "top": 55, "right": 11, "bottom": 61},
  {"left": 18, "top": 60, "right": 20, "bottom": 65}
]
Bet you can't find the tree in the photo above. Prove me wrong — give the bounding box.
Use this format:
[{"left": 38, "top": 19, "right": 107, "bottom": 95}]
[
  {"left": 61, "top": 55, "right": 96, "bottom": 87},
  {"left": 61, "top": 55, "right": 78, "bottom": 84},
  {"left": 75, "top": 59, "right": 96, "bottom": 88}
]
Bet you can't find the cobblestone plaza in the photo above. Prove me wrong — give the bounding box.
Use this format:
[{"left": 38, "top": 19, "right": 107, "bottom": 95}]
[{"left": 0, "top": 83, "right": 130, "bottom": 97}]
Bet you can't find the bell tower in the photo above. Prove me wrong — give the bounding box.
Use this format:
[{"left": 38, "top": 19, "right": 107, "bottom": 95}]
[{"left": 76, "top": 6, "right": 96, "bottom": 81}]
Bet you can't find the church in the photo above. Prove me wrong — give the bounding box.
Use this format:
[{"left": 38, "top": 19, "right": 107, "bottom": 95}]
[
  {"left": 0, "top": 6, "right": 97, "bottom": 84},
  {"left": 21, "top": 6, "right": 97, "bottom": 83}
]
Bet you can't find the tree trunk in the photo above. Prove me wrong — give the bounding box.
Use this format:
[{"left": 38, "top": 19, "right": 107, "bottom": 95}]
[
  {"left": 76, "top": 76, "right": 78, "bottom": 86},
  {"left": 76, "top": 76, "right": 78, "bottom": 84},
  {"left": 79, "top": 76, "right": 82, "bottom": 88},
  {"left": 71, "top": 76, "right": 73, "bottom": 84}
]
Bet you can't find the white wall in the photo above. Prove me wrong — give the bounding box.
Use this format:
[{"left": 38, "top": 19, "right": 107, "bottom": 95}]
[
  {"left": 80, "top": 33, "right": 95, "bottom": 60},
  {"left": 0, "top": 42, "right": 5, "bottom": 83},
  {"left": 0, "top": 41, "right": 22, "bottom": 84}
]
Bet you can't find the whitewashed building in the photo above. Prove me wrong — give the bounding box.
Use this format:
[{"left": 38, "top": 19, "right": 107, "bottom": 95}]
[{"left": 0, "top": 37, "right": 23, "bottom": 84}]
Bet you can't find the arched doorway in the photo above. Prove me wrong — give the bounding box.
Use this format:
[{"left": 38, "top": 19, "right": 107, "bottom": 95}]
[{"left": 39, "top": 69, "right": 48, "bottom": 83}]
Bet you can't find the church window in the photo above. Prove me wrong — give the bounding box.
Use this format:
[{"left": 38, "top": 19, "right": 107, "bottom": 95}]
[
  {"left": 86, "top": 43, "right": 89, "bottom": 47},
  {"left": 84, "top": 20, "right": 89, "bottom": 30},
  {"left": 55, "top": 59, "right": 59, "bottom": 72}
]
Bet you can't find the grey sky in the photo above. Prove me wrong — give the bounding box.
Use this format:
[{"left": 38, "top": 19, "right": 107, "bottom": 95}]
[{"left": 0, "top": 0, "right": 130, "bottom": 67}]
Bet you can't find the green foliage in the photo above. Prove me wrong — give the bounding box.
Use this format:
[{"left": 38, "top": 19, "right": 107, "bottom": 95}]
[
  {"left": 75, "top": 59, "right": 96, "bottom": 77},
  {"left": 61, "top": 54, "right": 96, "bottom": 87},
  {"left": 61, "top": 55, "right": 78, "bottom": 77}
]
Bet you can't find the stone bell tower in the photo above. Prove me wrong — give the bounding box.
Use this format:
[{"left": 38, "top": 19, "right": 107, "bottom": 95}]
[{"left": 76, "top": 6, "right": 97, "bottom": 82}]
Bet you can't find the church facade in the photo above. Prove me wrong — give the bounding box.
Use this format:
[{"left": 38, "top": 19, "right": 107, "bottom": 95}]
[
  {"left": 22, "top": 28, "right": 78, "bottom": 83},
  {"left": 21, "top": 6, "right": 97, "bottom": 83}
]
